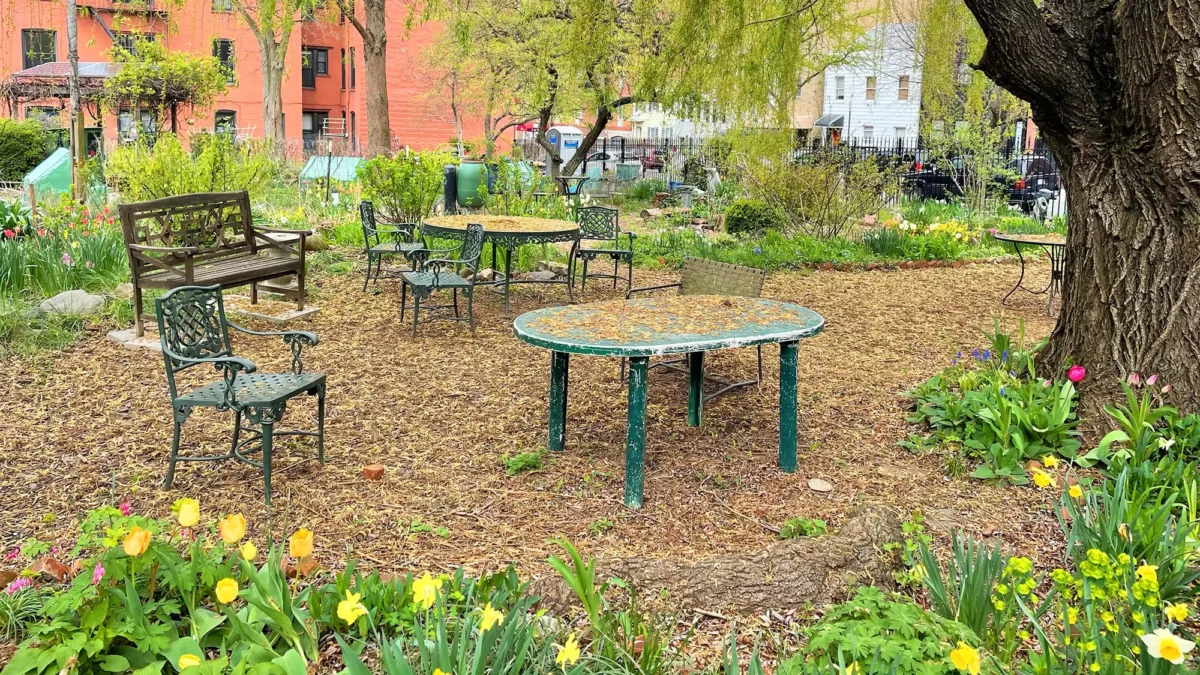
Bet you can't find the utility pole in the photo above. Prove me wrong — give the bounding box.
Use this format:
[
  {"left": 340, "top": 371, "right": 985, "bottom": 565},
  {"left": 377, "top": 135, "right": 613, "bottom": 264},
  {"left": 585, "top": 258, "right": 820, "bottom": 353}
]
[{"left": 65, "top": 0, "right": 85, "bottom": 201}]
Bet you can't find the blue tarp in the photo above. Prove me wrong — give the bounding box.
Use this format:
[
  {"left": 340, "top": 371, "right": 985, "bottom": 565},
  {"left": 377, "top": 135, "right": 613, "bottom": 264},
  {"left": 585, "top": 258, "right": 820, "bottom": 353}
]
[{"left": 299, "top": 155, "right": 364, "bottom": 182}]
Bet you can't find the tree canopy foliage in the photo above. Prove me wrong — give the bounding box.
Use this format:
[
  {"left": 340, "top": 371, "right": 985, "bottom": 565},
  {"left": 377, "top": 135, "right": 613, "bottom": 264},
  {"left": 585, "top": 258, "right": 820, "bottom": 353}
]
[{"left": 102, "top": 40, "right": 228, "bottom": 131}]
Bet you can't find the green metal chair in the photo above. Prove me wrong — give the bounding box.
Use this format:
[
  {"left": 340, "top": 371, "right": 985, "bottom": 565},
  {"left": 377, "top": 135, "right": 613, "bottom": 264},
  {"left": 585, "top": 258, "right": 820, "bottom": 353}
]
[
  {"left": 155, "top": 285, "right": 326, "bottom": 505},
  {"left": 360, "top": 200, "right": 427, "bottom": 291},
  {"left": 400, "top": 222, "right": 484, "bottom": 336},
  {"left": 621, "top": 257, "right": 768, "bottom": 401},
  {"left": 571, "top": 206, "right": 636, "bottom": 294}
]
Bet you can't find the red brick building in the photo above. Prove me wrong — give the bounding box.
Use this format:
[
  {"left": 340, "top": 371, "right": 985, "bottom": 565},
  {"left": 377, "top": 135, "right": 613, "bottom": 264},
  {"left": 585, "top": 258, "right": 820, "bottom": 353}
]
[{"left": 0, "top": 0, "right": 490, "bottom": 153}]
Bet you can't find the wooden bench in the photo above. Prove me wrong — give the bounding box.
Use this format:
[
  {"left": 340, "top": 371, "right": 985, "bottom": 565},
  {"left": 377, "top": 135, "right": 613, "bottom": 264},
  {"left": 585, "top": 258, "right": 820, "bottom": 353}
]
[{"left": 119, "top": 191, "right": 310, "bottom": 336}]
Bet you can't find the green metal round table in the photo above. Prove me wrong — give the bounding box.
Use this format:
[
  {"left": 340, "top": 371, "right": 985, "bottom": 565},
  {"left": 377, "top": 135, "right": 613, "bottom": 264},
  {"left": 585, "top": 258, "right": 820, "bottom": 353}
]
[
  {"left": 513, "top": 295, "right": 825, "bottom": 508},
  {"left": 423, "top": 215, "right": 581, "bottom": 317}
]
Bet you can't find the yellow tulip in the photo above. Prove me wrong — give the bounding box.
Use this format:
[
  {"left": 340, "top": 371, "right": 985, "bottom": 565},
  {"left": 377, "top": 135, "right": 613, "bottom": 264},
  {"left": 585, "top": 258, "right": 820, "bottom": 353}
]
[
  {"left": 479, "top": 603, "right": 504, "bottom": 631},
  {"left": 412, "top": 572, "right": 443, "bottom": 610},
  {"left": 178, "top": 654, "right": 201, "bottom": 670},
  {"left": 176, "top": 499, "right": 200, "bottom": 528},
  {"left": 949, "top": 642, "right": 980, "bottom": 675},
  {"left": 240, "top": 541, "right": 257, "bottom": 562},
  {"left": 123, "top": 526, "right": 151, "bottom": 557},
  {"left": 1042, "top": 455, "right": 1059, "bottom": 469},
  {"left": 289, "top": 528, "right": 314, "bottom": 558},
  {"left": 215, "top": 578, "right": 239, "bottom": 604},
  {"left": 337, "top": 590, "right": 369, "bottom": 624},
  {"left": 219, "top": 514, "right": 247, "bottom": 544},
  {"left": 556, "top": 633, "right": 581, "bottom": 667}
]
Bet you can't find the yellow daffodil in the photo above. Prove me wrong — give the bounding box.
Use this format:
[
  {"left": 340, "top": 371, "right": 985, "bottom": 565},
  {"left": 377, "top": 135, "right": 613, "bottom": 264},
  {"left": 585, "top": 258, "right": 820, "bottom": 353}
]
[
  {"left": 556, "top": 633, "right": 581, "bottom": 667},
  {"left": 480, "top": 603, "right": 505, "bottom": 631},
  {"left": 1137, "top": 565, "right": 1159, "bottom": 583},
  {"left": 1142, "top": 628, "right": 1196, "bottom": 664},
  {"left": 240, "top": 541, "right": 257, "bottom": 562},
  {"left": 1165, "top": 603, "right": 1189, "bottom": 623},
  {"left": 176, "top": 498, "right": 200, "bottom": 528},
  {"left": 337, "top": 590, "right": 369, "bottom": 624},
  {"left": 1043, "top": 455, "right": 1059, "bottom": 469},
  {"left": 433, "top": 669, "right": 450, "bottom": 675},
  {"left": 949, "top": 642, "right": 981, "bottom": 675},
  {"left": 289, "top": 528, "right": 314, "bottom": 558},
  {"left": 178, "top": 654, "right": 201, "bottom": 670},
  {"left": 123, "top": 526, "right": 151, "bottom": 557},
  {"left": 1032, "top": 469, "right": 1056, "bottom": 489},
  {"left": 844, "top": 665, "right": 858, "bottom": 675},
  {"left": 219, "top": 513, "right": 247, "bottom": 544},
  {"left": 413, "top": 572, "right": 443, "bottom": 610},
  {"left": 1069, "top": 484, "right": 1084, "bottom": 500},
  {"left": 215, "top": 578, "right": 239, "bottom": 604}
]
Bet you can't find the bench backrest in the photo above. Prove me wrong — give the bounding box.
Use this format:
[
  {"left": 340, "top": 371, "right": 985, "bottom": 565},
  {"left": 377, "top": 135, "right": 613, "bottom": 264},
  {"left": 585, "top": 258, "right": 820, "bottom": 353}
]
[
  {"left": 679, "top": 257, "right": 766, "bottom": 298},
  {"left": 119, "top": 191, "right": 255, "bottom": 272}
]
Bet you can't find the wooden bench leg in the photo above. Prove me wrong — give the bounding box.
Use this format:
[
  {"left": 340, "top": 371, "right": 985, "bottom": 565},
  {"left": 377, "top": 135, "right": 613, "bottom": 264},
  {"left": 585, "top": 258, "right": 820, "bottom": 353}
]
[
  {"left": 251, "top": 282, "right": 258, "bottom": 305},
  {"left": 134, "top": 284, "right": 145, "bottom": 338}
]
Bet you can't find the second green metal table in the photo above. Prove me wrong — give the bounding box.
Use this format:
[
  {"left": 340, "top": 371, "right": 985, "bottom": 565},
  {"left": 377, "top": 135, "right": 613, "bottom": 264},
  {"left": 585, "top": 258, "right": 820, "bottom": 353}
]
[{"left": 513, "top": 295, "right": 825, "bottom": 508}]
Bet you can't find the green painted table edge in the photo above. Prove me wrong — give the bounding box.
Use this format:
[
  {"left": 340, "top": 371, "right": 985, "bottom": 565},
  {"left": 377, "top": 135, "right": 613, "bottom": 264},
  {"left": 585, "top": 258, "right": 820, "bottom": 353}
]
[
  {"left": 512, "top": 299, "right": 826, "bottom": 357},
  {"left": 421, "top": 219, "right": 580, "bottom": 243}
]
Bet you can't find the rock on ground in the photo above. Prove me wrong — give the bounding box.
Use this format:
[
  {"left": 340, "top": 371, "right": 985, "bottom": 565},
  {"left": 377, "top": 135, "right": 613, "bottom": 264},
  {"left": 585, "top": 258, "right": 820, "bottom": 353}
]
[
  {"left": 530, "top": 504, "right": 901, "bottom": 614},
  {"left": 38, "top": 290, "right": 106, "bottom": 317}
]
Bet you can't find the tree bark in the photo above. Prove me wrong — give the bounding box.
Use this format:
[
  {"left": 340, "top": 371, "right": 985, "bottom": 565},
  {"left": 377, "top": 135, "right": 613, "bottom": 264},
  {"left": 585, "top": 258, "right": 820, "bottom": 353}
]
[
  {"left": 963, "top": 0, "right": 1200, "bottom": 409},
  {"left": 260, "top": 45, "right": 285, "bottom": 144},
  {"left": 362, "top": 23, "right": 391, "bottom": 155}
]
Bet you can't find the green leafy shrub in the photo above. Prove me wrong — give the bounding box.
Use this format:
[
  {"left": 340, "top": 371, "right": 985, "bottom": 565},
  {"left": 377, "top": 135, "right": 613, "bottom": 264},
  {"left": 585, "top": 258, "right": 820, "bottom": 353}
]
[
  {"left": 724, "top": 199, "right": 779, "bottom": 235},
  {"left": 0, "top": 119, "right": 48, "bottom": 181},
  {"left": 504, "top": 449, "right": 545, "bottom": 475},
  {"left": 778, "top": 517, "right": 826, "bottom": 539},
  {"left": 627, "top": 178, "right": 668, "bottom": 201},
  {"left": 359, "top": 151, "right": 454, "bottom": 223},
  {"left": 480, "top": 160, "right": 573, "bottom": 220},
  {"left": 0, "top": 200, "right": 33, "bottom": 238},
  {"left": 106, "top": 133, "right": 278, "bottom": 201}
]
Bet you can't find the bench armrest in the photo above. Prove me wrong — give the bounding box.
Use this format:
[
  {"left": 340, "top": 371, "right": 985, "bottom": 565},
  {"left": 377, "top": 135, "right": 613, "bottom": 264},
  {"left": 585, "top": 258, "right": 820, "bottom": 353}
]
[
  {"left": 128, "top": 243, "right": 201, "bottom": 255},
  {"left": 252, "top": 226, "right": 314, "bottom": 236},
  {"left": 229, "top": 321, "right": 318, "bottom": 373},
  {"left": 626, "top": 282, "right": 681, "bottom": 299}
]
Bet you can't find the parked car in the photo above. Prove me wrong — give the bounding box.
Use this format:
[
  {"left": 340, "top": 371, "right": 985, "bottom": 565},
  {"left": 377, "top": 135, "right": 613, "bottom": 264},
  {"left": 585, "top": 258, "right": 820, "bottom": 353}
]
[
  {"left": 581, "top": 151, "right": 620, "bottom": 174},
  {"left": 903, "top": 153, "right": 1060, "bottom": 212}
]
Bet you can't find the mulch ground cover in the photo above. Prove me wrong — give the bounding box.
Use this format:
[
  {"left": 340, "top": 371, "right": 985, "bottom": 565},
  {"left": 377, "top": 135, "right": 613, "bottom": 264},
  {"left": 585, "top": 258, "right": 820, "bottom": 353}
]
[{"left": 1, "top": 257, "right": 1068, "bottom": 603}]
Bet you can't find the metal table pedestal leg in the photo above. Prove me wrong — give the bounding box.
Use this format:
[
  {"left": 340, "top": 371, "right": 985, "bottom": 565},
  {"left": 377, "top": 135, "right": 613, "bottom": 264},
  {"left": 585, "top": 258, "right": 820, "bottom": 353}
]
[
  {"left": 548, "top": 351, "right": 569, "bottom": 451},
  {"left": 779, "top": 341, "right": 798, "bottom": 473},
  {"left": 687, "top": 351, "right": 704, "bottom": 427},
  {"left": 625, "top": 356, "right": 649, "bottom": 509}
]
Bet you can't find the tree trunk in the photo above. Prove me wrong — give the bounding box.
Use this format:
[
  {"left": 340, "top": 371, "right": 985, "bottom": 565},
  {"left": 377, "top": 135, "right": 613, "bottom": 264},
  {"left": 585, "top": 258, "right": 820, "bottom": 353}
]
[
  {"left": 363, "top": 6, "right": 390, "bottom": 156},
  {"left": 963, "top": 0, "right": 1200, "bottom": 409},
  {"left": 259, "top": 40, "right": 286, "bottom": 148}
]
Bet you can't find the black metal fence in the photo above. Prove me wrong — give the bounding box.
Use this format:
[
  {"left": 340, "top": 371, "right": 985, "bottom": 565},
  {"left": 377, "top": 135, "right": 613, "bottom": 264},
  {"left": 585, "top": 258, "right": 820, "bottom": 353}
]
[{"left": 515, "top": 136, "right": 1068, "bottom": 220}]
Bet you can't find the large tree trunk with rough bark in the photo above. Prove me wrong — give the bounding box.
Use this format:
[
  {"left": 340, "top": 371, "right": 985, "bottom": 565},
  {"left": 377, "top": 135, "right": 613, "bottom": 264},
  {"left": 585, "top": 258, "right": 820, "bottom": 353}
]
[
  {"left": 363, "top": 0, "right": 391, "bottom": 156},
  {"left": 259, "top": 41, "right": 286, "bottom": 146},
  {"left": 963, "top": 0, "right": 1200, "bottom": 409}
]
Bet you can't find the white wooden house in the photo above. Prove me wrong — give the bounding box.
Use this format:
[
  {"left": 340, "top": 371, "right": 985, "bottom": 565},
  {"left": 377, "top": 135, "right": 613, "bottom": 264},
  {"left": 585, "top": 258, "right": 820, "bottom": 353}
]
[{"left": 815, "top": 23, "right": 922, "bottom": 145}]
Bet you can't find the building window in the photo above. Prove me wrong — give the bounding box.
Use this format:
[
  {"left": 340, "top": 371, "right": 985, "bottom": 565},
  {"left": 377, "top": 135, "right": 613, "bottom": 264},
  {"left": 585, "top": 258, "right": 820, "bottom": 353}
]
[
  {"left": 212, "top": 39, "right": 235, "bottom": 84},
  {"left": 894, "top": 126, "right": 906, "bottom": 139},
  {"left": 313, "top": 48, "right": 328, "bottom": 75},
  {"left": 349, "top": 47, "right": 356, "bottom": 89},
  {"left": 865, "top": 76, "right": 876, "bottom": 101},
  {"left": 350, "top": 111, "right": 356, "bottom": 149},
  {"left": 212, "top": 0, "right": 233, "bottom": 11},
  {"left": 21, "top": 29, "right": 56, "bottom": 69},
  {"left": 301, "top": 48, "right": 316, "bottom": 88},
  {"left": 862, "top": 125, "right": 873, "bottom": 141},
  {"left": 116, "top": 32, "right": 154, "bottom": 56},
  {"left": 898, "top": 75, "right": 910, "bottom": 100},
  {"left": 25, "top": 106, "right": 60, "bottom": 125},
  {"left": 118, "top": 109, "right": 156, "bottom": 141},
  {"left": 834, "top": 76, "right": 845, "bottom": 101},
  {"left": 340, "top": 48, "right": 345, "bottom": 89},
  {"left": 215, "top": 110, "right": 236, "bottom": 135}
]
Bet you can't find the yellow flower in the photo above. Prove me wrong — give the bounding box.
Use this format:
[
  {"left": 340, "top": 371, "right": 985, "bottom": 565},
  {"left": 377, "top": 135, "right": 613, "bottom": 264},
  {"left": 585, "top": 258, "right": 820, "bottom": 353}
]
[
  {"left": 844, "top": 665, "right": 858, "bottom": 675},
  {"left": 1069, "top": 484, "right": 1083, "bottom": 500},
  {"left": 1043, "top": 455, "right": 1059, "bottom": 469},
  {"left": 1137, "top": 565, "right": 1158, "bottom": 583},
  {"left": 240, "top": 541, "right": 257, "bottom": 562},
  {"left": 219, "top": 514, "right": 247, "bottom": 544},
  {"left": 1142, "top": 628, "right": 1196, "bottom": 664},
  {"left": 433, "top": 670, "right": 450, "bottom": 675},
  {"left": 215, "top": 578, "right": 239, "bottom": 604},
  {"left": 337, "top": 590, "right": 369, "bottom": 624},
  {"left": 1119, "top": 523, "right": 1131, "bottom": 541},
  {"left": 1165, "top": 603, "right": 1189, "bottom": 623},
  {"left": 1032, "top": 469, "right": 1056, "bottom": 488},
  {"left": 413, "top": 572, "right": 443, "bottom": 610},
  {"left": 289, "top": 528, "right": 314, "bottom": 558},
  {"left": 178, "top": 654, "right": 201, "bottom": 670},
  {"left": 176, "top": 499, "right": 200, "bottom": 528},
  {"left": 123, "top": 526, "right": 151, "bottom": 557},
  {"left": 556, "top": 633, "right": 581, "bottom": 667},
  {"left": 949, "top": 642, "right": 980, "bottom": 675},
  {"left": 480, "top": 603, "right": 505, "bottom": 631}
]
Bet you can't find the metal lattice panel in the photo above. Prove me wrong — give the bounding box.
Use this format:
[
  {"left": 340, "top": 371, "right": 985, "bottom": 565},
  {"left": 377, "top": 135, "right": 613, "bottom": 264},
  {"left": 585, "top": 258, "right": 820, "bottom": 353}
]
[
  {"left": 577, "top": 206, "right": 619, "bottom": 240},
  {"left": 679, "top": 258, "right": 767, "bottom": 298},
  {"left": 158, "top": 286, "right": 231, "bottom": 367}
]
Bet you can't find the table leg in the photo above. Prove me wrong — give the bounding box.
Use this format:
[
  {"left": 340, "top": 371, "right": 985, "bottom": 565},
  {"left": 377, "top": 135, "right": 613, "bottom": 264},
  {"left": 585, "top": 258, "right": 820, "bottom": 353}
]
[
  {"left": 1002, "top": 242, "right": 1026, "bottom": 305},
  {"left": 625, "top": 356, "right": 649, "bottom": 509},
  {"left": 548, "top": 351, "right": 569, "bottom": 451},
  {"left": 687, "top": 351, "right": 704, "bottom": 427},
  {"left": 778, "top": 341, "right": 798, "bottom": 473},
  {"left": 503, "top": 246, "right": 513, "bottom": 318}
]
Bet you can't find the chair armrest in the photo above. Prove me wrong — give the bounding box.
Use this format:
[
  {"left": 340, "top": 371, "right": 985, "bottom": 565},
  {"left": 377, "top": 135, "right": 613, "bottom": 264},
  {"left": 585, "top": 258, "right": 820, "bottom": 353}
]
[
  {"left": 228, "top": 321, "right": 318, "bottom": 373},
  {"left": 626, "top": 282, "right": 681, "bottom": 299},
  {"left": 622, "top": 231, "right": 637, "bottom": 248},
  {"left": 161, "top": 347, "right": 257, "bottom": 408},
  {"left": 128, "top": 243, "right": 201, "bottom": 255}
]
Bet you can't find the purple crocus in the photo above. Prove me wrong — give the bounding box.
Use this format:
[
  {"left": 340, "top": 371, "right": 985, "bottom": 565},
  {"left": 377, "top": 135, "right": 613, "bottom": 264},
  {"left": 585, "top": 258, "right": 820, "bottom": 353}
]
[{"left": 92, "top": 562, "right": 105, "bottom": 585}]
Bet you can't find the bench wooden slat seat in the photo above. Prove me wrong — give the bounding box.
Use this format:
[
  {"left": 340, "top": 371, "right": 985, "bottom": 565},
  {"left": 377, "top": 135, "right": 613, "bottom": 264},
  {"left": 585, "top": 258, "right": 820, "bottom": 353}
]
[{"left": 119, "top": 190, "right": 310, "bottom": 336}]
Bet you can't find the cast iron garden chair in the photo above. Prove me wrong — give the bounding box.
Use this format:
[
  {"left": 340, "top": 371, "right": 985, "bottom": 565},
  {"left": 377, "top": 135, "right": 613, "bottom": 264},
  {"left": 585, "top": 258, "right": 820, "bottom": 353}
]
[
  {"left": 400, "top": 222, "right": 484, "bottom": 336},
  {"left": 360, "top": 200, "right": 427, "bottom": 291},
  {"left": 571, "top": 206, "right": 636, "bottom": 295},
  {"left": 621, "top": 257, "right": 768, "bottom": 401},
  {"left": 156, "top": 285, "right": 326, "bottom": 505}
]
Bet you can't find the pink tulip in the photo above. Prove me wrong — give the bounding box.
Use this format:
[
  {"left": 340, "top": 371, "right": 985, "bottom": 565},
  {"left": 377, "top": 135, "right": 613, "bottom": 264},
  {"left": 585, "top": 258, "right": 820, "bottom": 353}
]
[
  {"left": 1163, "top": 384, "right": 1173, "bottom": 394},
  {"left": 1067, "top": 365, "right": 1086, "bottom": 383},
  {"left": 1129, "top": 372, "right": 1141, "bottom": 386},
  {"left": 1147, "top": 374, "right": 1158, "bottom": 386},
  {"left": 92, "top": 563, "right": 105, "bottom": 585},
  {"left": 119, "top": 502, "right": 131, "bottom": 516}
]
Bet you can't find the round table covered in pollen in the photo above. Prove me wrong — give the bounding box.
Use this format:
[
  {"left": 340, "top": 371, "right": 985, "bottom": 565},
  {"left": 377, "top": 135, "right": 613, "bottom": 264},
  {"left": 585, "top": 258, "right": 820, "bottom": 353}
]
[
  {"left": 422, "top": 215, "right": 581, "bottom": 317},
  {"left": 513, "top": 295, "right": 825, "bottom": 508},
  {"left": 993, "top": 232, "right": 1067, "bottom": 315}
]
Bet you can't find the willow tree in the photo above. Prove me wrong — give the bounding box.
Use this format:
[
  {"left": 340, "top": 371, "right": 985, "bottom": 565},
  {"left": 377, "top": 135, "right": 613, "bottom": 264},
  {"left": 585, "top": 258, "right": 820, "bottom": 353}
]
[
  {"left": 232, "top": 0, "right": 314, "bottom": 146},
  {"left": 954, "top": 0, "right": 1200, "bottom": 407},
  {"left": 103, "top": 41, "right": 228, "bottom": 134},
  {"left": 333, "top": 0, "right": 391, "bottom": 156}
]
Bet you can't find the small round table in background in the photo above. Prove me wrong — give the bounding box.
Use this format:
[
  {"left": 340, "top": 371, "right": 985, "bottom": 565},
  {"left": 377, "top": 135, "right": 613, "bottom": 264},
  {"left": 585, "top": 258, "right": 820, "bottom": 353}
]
[
  {"left": 993, "top": 232, "right": 1067, "bottom": 315},
  {"left": 514, "top": 295, "right": 825, "bottom": 508},
  {"left": 423, "top": 215, "right": 580, "bottom": 317}
]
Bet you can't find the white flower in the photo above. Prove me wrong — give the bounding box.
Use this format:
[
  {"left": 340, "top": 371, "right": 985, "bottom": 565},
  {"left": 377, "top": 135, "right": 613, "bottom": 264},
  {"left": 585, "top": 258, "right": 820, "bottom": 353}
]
[
  {"left": 1142, "top": 628, "right": 1195, "bottom": 664},
  {"left": 1160, "top": 437, "right": 1176, "bottom": 450}
]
